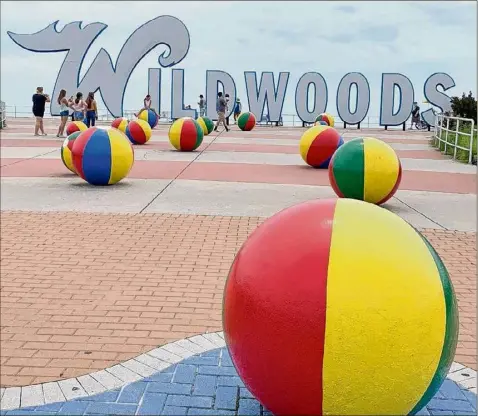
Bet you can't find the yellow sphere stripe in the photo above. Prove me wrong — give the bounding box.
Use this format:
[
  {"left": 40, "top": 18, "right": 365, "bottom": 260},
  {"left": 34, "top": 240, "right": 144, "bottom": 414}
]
[
  {"left": 322, "top": 199, "right": 446, "bottom": 415},
  {"left": 363, "top": 137, "right": 400, "bottom": 204},
  {"left": 169, "top": 118, "right": 185, "bottom": 150},
  {"left": 108, "top": 129, "right": 134, "bottom": 185},
  {"left": 299, "top": 127, "right": 319, "bottom": 162}
]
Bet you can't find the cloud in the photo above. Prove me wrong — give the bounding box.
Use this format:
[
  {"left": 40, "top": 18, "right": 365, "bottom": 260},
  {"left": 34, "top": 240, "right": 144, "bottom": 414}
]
[{"left": 334, "top": 5, "right": 356, "bottom": 13}]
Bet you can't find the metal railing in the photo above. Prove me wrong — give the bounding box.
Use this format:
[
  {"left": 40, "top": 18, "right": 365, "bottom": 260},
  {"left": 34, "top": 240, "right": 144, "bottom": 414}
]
[
  {"left": 0, "top": 100, "right": 6, "bottom": 129},
  {"left": 432, "top": 113, "right": 476, "bottom": 164},
  {"left": 2, "top": 104, "right": 426, "bottom": 130}
]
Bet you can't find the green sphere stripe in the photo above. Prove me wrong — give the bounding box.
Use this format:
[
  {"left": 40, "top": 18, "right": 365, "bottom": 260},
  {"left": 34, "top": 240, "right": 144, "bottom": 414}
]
[
  {"left": 237, "top": 113, "right": 249, "bottom": 130},
  {"left": 332, "top": 138, "right": 365, "bottom": 200},
  {"left": 193, "top": 120, "right": 204, "bottom": 148},
  {"left": 409, "top": 231, "right": 459, "bottom": 415}
]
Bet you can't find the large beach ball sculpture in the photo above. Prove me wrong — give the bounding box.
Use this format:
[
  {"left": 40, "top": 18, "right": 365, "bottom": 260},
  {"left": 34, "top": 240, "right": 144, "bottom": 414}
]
[
  {"left": 111, "top": 117, "right": 129, "bottom": 133},
  {"left": 223, "top": 198, "right": 458, "bottom": 416},
  {"left": 315, "top": 112, "right": 335, "bottom": 127},
  {"left": 237, "top": 112, "right": 256, "bottom": 131},
  {"left": 329, "top": 136, "right": 402, "bottom": 205},
  {"left": 196, "top": 116, "right": 214, "bottom": 136},
  {"left": 60, "top": 131, "right": 81, "bottom": 173},
  {"left": 168, "top": 117, "right": 204, "bottom": 151},
  {"left": 66, "top": 121, "right": 87, "bottom": 136},
  {"left": 138, "top": 109, "right": 158, "bottom": 129},
  {"left": 299, "top": 125, "right": 344, "bottom": 168},
  {"left": 125, "top": 119, "right": 152, "bottom": 145},
  {"left": 71, "top": 127, "right": 134, "bottom": 186}
]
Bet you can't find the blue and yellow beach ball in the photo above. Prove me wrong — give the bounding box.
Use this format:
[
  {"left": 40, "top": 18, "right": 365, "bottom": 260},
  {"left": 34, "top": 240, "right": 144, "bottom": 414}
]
[
  {"left": 223, "top": 198, "right": 458, "bottom": 416},
  {"left": 111, "top": 117, "right": 129, "bottom": 133},
  {"left": 71, "top": 127, "right": 134, "bottom": 186},
  {"left": 329, "top": 137, "right": 402, "bottom": 205},
  {"left": 138, "top": 109, "right": 158, "bottom": 129},
  {"left": 60, "top": 131, "right": 81, "bottom": 173}
]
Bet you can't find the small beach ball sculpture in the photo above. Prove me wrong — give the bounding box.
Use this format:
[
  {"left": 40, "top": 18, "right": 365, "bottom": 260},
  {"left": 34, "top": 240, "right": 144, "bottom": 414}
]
[
  {"left": 196, "top": 116, "right": 214, "bottom": 136},
  {"left": 125, "top": 119, "right": 152, "bottom": 145},
  {"left": 329, "top": 136, "right": 402, "bottom": 205},
  {"left": 299, "top": 125, "right": 344, "bottom": 168},
  {"left": 223, "top": 198, "right": 458, "bottom": 416},
  {"left": 66, "top": 121, "right": 87, "bottom": 136},
  {"left": 315, "top": 112, "right": 335, "bottom": 127},
  {"left": 168, "top": 117, "right": 204, "bottom": 151},
  {"left": 60, "top": 131, "right": 81, "bottom": 173},
  {"left": 71, "top": 127, "right": 134, "bottom": 186},
  {"left": 138, "top": 109, "right": 159, "bottom": 129},
  {"left": 237, "top": 112, "right": 256, "bottom": 131},
  {"left": 111, "top": 117, "right": 129, "bottom": 133}
]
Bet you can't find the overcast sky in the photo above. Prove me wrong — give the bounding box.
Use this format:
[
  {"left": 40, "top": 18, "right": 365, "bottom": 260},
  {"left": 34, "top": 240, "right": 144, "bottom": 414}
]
[{"left": 1, "top": 0, "right": 476, "bottom": 121}]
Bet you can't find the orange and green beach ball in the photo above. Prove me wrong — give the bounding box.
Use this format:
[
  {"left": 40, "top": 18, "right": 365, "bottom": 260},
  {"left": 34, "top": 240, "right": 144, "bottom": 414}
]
[
  {"left": 66, "top": 121, "right": 87, "bottom": 136},
  {"left": 168, "top": 117, "right": 204, "bottom": 151},
  {"left": 196, "top": 116, "right": 214, "bottom": 136},
  {"left": 237, "top": 112, "right": 256, "bottom": 131},
  {"left": 315, "top": 112, "right": 335, "bottom": 127},
  {"left": 329, "top": 137, "right": 402, "bottom": 205},
  {"left": 299, "top": 125, "right": 344, "bottom": 168},
  {"left": 223, "top": 198, "right": 458, "bottom": 416},
  {"left": 60, "top": 131, "right": 81, "bottom": 173}
]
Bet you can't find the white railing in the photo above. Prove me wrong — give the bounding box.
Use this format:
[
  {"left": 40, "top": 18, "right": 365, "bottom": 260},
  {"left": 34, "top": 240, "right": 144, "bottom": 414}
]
[
  {"left": 433, "top": 113, "right": 476, "bottom": 164},
  {"left": 1, "top": 104, "right": 423, "bottom": 130}
]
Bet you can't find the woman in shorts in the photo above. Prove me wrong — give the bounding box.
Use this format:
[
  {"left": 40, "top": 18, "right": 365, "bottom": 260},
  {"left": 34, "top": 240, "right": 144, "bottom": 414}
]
[
  {"left": 32, "top": 87, "right": 50, "bottom": 136},
  {"left": 71, "top": 92, "right": 86, "bottom": 121},
  {"left": 56, "top": 89, "right": 69, "bottom": 137}
]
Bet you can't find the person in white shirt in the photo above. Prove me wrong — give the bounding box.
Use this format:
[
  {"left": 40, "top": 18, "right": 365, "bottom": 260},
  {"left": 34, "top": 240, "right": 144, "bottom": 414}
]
[
  {"left": 135, "top": 94, "right": 159, "bottom": 119},
  {"left": 70, "top": 92, "right": 86, "bottom": 121}
]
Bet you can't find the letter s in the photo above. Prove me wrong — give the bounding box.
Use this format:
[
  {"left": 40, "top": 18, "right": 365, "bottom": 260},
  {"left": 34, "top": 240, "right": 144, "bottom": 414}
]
[{"left": 422, "top": 73, "right": 455, "bottom": 127}]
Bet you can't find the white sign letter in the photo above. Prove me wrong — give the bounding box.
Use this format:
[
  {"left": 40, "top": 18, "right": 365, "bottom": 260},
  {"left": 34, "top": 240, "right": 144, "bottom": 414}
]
[
  {"left": 295, "top": 72, "right": 328, "bottom": 124},
  {"left": 336, "top": 72, "right": 370, "bottom": 125},
  {"left": 148, "top": 68, "right": 161, "bottom": 114},
  {"left": 379, "top": 73, "right": 414, "bottom": 126},
  {"left": 205, "top": 70, "right": 237, "bottom": 120},
  {"left": 422, "top": 73, "right": 456, "bottom": 127},
  {"left": 244, "top": 72, "right": 289, "bottom": 122},
  {"left": 171, "top": 69, "right": 195, "bottom": 119}
]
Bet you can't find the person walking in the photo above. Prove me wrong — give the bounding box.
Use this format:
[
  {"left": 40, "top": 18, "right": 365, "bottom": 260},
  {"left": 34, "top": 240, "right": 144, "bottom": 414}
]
[
  {"left": 214, "top": 92, "right": 229, "bottom": 132},
  {"left": 56, "top": 89, "right": 69, "bottom": 137},
  {"left": 32, "top": 87, "right": 50, "bottom": 136},
  {"left": 85, "top": 92, "right": 98, "bottom": 127},
  {"left": 233, "top": 98, "right": 242, "bottom": 123},
  {"left": 410, "top": 102, "right": 420, "bottom": 129},
  {"left": 198, "top": 95, "right": 206, "bottom": 117},
  {"left": 225, "top": 94, "right": 230, "bottom": 126}
]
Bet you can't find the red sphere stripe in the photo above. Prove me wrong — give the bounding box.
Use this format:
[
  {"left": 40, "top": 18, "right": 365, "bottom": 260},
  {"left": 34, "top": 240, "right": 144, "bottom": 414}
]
[
  {"left": 72, "top": 128, "right": 97, "bottom": 180},
  {"left": 244, "top": 116, "right": 255, "bottom": 131},
  {"left": 224, "top": 199, "right": 337, "bottom": 415},
  {"left": 377, "top": 159, "right": 402, "bottom": 205},
  {"left": 111, "top": 119, "right": 121, "bottom": 128},
  {"left": 130, "top": 121, "right": 147, "bottom": 144},
  {"left": 328, "top": 155, "right": 345, "bottom": 198},
  {"left": 180, "top": 120, "right": 198, "bottom": 150},
  {"left": 306, "top": 128, "right": 342, "bottom": 167}
]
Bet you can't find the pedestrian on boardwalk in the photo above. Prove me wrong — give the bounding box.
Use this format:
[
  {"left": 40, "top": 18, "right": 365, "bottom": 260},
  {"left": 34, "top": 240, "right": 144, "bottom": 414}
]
[
  {"left": 32, "top": 87, "right": 50, "bottom": 136},
  {"left": 71, "top": 92, "right": 86, "bottom": 121},
  {"left": 233, "top": 98, "right": 242, "bottom": 123},
  {"left": 214, "top": 92, "right": 229, "bottom": 132},
  {"left": 225, "top": 94, "right": 231, "bottom": 126},
  {"left": 56, "top": 89, "right": 69, "bottom": 137},
  {"left": 410, "top": 102, "right": 420, "bottom": 129},
  {"left": 85, "top": 92, "right": 98, "bottom": 127},
  {"left": 198, "top": 95, "right": 206, "bottom": 117}
]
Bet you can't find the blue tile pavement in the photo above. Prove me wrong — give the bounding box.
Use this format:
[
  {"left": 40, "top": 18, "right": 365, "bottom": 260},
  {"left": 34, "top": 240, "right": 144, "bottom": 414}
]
[{"left": 4, "top": 347, "right": 477, "bottom": 416}]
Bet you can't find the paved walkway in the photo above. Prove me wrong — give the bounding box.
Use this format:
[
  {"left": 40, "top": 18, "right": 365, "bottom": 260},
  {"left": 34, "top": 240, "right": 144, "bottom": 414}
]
[{"left": 1, "top": 118, "right": 476, "bottom": 414}]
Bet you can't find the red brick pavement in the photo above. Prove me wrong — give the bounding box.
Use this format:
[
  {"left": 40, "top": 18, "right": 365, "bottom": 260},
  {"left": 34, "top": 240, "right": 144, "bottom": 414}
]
[{"left": 0, "top": 212, "right": 475, "bottom": 387}]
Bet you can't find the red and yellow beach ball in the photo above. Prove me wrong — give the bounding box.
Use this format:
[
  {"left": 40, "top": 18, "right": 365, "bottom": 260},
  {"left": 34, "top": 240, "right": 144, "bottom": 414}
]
[
  {"left": 72, "top": 127, "right": 134, "bottom": 186},
  {"left": 111, "top": 117, "right": 129, "bottom": 133},
  {"left": 237, "top": 112, "right": 256, "bottom": 131},
  {"left": 329, "top": 137, "right": 402, "bottom": 205},
  {"left": 223, "top": 198, "right": 458, "bottom": 416},
  {"left": 125, "top": 119, "right": 152, "bottom": 145},
  {"left": 60, "top": 131, "right": 81, "bottom": 173},
  {"left": 66, "top": 121, "right": 87, "bottom": 136},
  {"left": 299, "top": 125, "right": 344, "bottom": 168},
  {"left": 197, "top": 116, "right": 214, "bottom": 136},
  {"left": 315, "top": 112, "right": 335, "bottom": 127},
  {"left": 168, "top": 117, "right": 204, "bottom": 151}
]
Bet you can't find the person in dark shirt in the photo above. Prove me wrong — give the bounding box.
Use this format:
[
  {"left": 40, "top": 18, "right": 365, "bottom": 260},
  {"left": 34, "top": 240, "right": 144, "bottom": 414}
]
[
  {"left": 32, "top": 87, "right": 50, "bottom": 136},
  {"left": 214, "top": 92, "right": 229, "bottom": 132},
  {"left": 411, "top": 102, "right": 420, "bottom": 129}
]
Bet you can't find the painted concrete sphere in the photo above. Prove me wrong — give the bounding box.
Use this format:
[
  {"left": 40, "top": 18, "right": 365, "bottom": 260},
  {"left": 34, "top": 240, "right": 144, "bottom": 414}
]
[
  {"left": 315, "top": 112, "right": 335, "bottom": 127},
  {"left": 196, "top": 116, "right": 214, "bottom": 136},
  {"left": 125, "top": 119, "right": 152, "bottom": 145},
  {"left": 138, "top": 109, "right": 158, "bottom": 129},
  {"left": 329, "top": 136, "right": 402, "bottom": 205},
  {"left": 72, "top": 127, "right": 134, "bottom": 186},
  {"left": 299, "top": 125, "right": 344, "bottom": 168},
  {"left": 60, "top": 131, "right": 81, "bottom": 174},
  {"left": 237, "top": 112, "right": 256, "bottom": 131},
  {"left": 223, "top": 198, "right": 458, "bottom": 416},
  {"left": 66, "top": 121, "right": 87, "bottom": 136},
  {"left": 168, "top": 117, "right": 204, "bottom": 151},
  {"left": 111, "top": 117, "right": 129, "bottom": 133}
]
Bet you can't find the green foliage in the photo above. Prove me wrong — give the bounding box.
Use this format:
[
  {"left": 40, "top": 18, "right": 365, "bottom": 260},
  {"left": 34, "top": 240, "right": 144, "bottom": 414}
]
[
  {"left": 435, "top": 123, "right": 477, "bottom": 163},
  {"left": 450, "top": 91, "right": 477, "bottom": 123}
]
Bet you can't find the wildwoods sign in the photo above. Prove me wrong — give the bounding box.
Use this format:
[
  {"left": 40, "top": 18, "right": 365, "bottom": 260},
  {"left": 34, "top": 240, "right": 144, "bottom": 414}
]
[{"left": 8, "top": 15, "right": 456, "bottom": 126}]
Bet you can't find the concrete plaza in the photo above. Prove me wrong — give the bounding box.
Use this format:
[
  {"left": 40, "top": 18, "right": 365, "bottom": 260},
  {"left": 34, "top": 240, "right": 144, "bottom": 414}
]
[{"left": 0, "top": 118, "right": 476, "bottom": 415}]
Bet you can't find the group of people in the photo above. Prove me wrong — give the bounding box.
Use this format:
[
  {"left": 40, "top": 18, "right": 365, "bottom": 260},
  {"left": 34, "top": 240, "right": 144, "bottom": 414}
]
[
  {"left": 197, "top": 93, "right": 242, "bottom": 132},
  {"left": 32, "top": 87, "right": 98, "bottom": 137}
]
